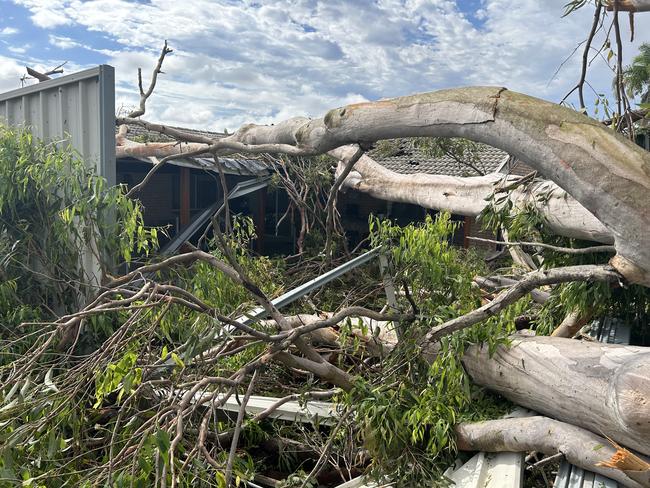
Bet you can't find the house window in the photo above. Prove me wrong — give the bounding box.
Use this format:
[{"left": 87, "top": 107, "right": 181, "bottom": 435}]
[
  {"left": 635, "top": 132, "right": 649, "bottom": 151},
  {"left": 193, "top": 173, "right": 219, "bottom": 210}
]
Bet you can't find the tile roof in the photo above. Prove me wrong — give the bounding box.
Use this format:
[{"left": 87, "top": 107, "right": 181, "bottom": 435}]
[{"left": 368, "top": 139, "right": 509, "bottom": 177}]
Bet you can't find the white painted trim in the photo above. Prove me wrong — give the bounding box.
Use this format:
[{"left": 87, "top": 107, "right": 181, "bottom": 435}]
[{"left": 186, "top": 392, "right": 337, "bottom": 425}]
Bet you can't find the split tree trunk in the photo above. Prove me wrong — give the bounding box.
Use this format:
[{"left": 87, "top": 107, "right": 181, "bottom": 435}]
[
  {"left": 461, "top": 335, "right": 650, "bottom": 456},
  {"left": 605, "top": 0, "right": 650, "bottom": 12},
  {"left": 551, "top": 309, "right": 593, "bottom": 337}
]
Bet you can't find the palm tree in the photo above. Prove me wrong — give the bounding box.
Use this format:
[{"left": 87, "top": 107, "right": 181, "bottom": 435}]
[{"left": 623, "top": 43, "right": 650, "bottom": 104}]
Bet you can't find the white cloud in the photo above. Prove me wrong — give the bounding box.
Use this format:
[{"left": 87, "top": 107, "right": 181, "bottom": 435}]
[
  {"left": 0, "top": 27, "right": 20, "bottom": 36},
  {"left": 48, "top": 35, "right": 81, "bottom": 49},
  {"left": 7, "top": 45, "right": 28, "bottom": 54},
  {"left": 5, "top": 0, "right": 650, "bottom": 131},
  {"left": 15, "top": 0, "right": 71, "bottom": 28},
  {"left": 0, "top": 55, "right": 28, "bottom": 93}
]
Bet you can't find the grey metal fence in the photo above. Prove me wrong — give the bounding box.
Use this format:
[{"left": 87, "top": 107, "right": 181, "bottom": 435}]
[
  {"left": 0, "top": 64, "right": 116, "bottom": 185},
  {"left": 0, "top": 65, "right": 116, "bottom": 287}
]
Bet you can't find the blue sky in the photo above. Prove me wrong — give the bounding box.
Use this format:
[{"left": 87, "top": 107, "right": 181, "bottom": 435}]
[{"left": 0, "top": 0, "right": 648, "bottom": 131}]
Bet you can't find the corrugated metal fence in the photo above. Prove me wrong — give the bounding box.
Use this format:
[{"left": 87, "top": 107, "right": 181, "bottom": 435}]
[
  {"left": 0, "top": 64, "right": 116, "bottom": 185},
  {"left": 0, "top": 65, "right": 116, "bottom": 288}
]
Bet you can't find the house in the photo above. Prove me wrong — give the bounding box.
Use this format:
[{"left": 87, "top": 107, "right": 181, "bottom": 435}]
[
  {"left": 339, "top": 139, "right": 512, "bottom": 251},
  {"left": 117, "top": 124, "right": 513, "bottom": 255}
]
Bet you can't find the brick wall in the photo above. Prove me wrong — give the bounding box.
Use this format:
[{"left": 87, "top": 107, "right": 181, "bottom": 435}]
[
  {"left": 464, "top": 216, "right": 498, "bottom": 253},
  {"left": 501, "top": 158, "right": 537, "bottom": 177}
]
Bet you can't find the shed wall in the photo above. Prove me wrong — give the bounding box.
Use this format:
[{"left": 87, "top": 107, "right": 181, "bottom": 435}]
[
  {"left": 0, "top": 65, "right": 116, "bottom": 185},
  {"left": 0, "top": 65, "right": 116, "bottom": 289}
]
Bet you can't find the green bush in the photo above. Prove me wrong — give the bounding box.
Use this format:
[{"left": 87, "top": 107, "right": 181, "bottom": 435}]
[{"left": 0, "top": 125, "right": 156, "bottom": 319}]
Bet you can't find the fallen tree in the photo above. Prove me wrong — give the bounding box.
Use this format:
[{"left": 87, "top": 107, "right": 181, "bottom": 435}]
[
  {"left": 3, "top": 4, "right": 650, "bottom": 486},
  {"left": 109, "top": 35, "right": 650, "bottom": 486},
  {"left": 118, "top": 86, "right": 650, "bottom": 285},
  {"left": 461, "top": 335, "right": 650, "bottom": 456}
]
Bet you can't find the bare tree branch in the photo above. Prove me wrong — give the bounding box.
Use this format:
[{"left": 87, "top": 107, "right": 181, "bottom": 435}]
[
  {"left": 324, "top": 145, "right": 364, "bottom": 257},
  {"left": 466, "top": 236, "right": 616, "bottom": 254},
  {"left": 224, "top": 369, "right": 258, "bottom": 488},
  {"left": 128, "top": 41, "right": 173, "bottom": 119},
  {"left": 562, "top": 2, "right": 603, "bottom": 109}
]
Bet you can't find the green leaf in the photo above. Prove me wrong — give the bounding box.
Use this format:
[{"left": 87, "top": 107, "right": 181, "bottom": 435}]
[
  {"left": 155, "top": 429, "right": 170, "bottom": 455},
  {"left": 215, "top": 471, "right": 227, "bottom": 488},
  {"left": 170, "top": 352, "right": 185, "bottom": 369},
  {"left": 47, "top": 431, "right": 59, "bottom": 458}
]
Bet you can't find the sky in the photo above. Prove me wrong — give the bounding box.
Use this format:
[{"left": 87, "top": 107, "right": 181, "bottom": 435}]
[{"left": 0, "top": 0, "right": 648, "bottom": 132}]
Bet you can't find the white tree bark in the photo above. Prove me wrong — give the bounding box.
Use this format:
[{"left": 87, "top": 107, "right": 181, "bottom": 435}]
[
  {"left": 456, "top": 416, "right": 650, "bottom": 488},
  {"left": 550, "top": 309, "right": 592, "bottom": 337},
  {"left": 118, "top": 87, "right": 650, "bottom": 285},
  {"left": 461, "top": 335, "right": 650, "bottom": 456},
  {"left": 331, "top": 146, "right": 613, "bottom": 244}
]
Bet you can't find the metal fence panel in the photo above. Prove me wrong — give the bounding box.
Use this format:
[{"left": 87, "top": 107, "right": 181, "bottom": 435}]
[
  {"left": 0, "top": 65, "right": 116, "bottom": 185},
  {"left": 0, "top": 65, "right": 116, "bottom": 289}
]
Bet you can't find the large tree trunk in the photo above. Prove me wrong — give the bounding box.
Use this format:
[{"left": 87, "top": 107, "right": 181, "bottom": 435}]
[
  {"left": 461, "top": 335, "right": 650, "bottom": 456},
  {"left": 331, "top": 146, "right": 613, "bottom": 244},
  {"left": 118, "top": 87, "right": 650, "bottom": 285}
]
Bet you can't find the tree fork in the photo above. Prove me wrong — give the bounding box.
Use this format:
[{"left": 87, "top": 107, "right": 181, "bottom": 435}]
[{"left": 119, "top": 87, "right": 650, "bottom": 285}]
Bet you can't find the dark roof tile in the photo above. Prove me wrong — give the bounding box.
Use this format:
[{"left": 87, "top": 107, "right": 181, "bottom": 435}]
[{"left": 368, "top": 140, "right": 508, "bottom": 176}]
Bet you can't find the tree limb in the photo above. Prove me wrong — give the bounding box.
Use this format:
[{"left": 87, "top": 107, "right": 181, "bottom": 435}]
[
  {"left": 224, "top": 369, "right": 258, "bottom": 488},
  {"left": 423, "top": 264, "right": 620, "bottom": 344},
  {"left": 128, "top": 41, "right": 173, "bottom": 119},
  {"left": 605, "top": 0, "right": 650, "bottom": 12},
  {"left": 455, "top": 416, "right": 649, "bottom": 488},
  {"left": 473, "top": 275, "right": 550, "bottom": 304},
  {"left": 467, "top": 236, "right": 616, "bottom": 255},
  {"left": 330, "top": 145, "right": 613, "bottom": 244}
]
